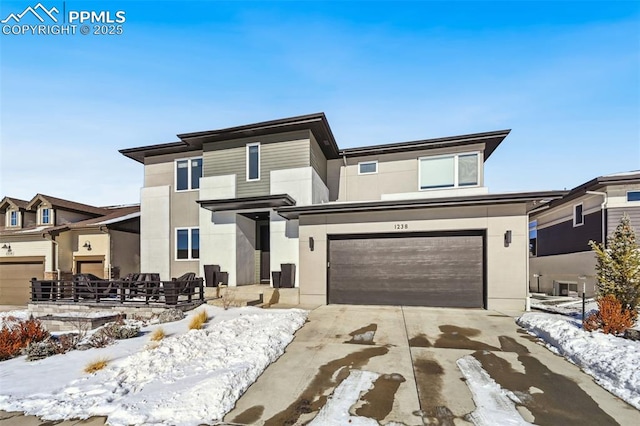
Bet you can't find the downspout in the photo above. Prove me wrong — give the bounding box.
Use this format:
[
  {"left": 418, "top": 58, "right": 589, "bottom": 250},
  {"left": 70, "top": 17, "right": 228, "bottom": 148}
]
[
  {"left": 342, "top": 154, "right": 348, "bottom": 201},
  {"left": 99, "top": 225, "right": 112, "bottom": 279},
  {"left": 43, "top": 233, "right": 60, "bottom": 280},
  {"left": 586, "top": 191, "right": 608, "bottom": 248}
]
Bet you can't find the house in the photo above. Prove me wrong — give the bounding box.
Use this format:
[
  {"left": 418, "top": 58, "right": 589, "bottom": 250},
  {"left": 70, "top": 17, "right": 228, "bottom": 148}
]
[
  {"left": 0, "top": 194, "right": 141, "bottom": 305},
  {"left": 120, "top": 112, "right": 564, "bottom": 311},
  {"left": 529, "top": 171, "right": 640, "bottom": 297}
]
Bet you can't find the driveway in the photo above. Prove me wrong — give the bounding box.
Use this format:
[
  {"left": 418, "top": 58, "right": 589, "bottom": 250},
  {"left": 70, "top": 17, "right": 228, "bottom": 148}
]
[{"left": 225, "top": 305, "right": 640, "bottom": 425}]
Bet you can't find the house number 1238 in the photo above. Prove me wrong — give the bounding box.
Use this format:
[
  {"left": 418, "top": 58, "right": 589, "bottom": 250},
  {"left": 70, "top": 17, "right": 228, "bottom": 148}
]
[{"left": 394, "top": 223, "right": 408, "bottom": 230}]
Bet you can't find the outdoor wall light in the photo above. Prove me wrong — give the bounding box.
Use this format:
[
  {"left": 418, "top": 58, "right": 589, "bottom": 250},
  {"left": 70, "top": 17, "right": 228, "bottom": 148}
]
[
  {"left": 309, "top": 237, "right": 314, "bottom": 251},
  {"left": 504, "top": 230, "right": 512, "bottom": 247},
  {"left": 2, "top": 243, "right": 12, "bottom": 254},
  {"left": 83, "top": 241, "right": 92, "bottom": 251}
]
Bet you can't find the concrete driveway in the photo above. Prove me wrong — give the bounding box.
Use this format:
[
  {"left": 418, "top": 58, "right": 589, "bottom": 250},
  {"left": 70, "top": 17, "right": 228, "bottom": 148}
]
[{"left": 225, "top": 305, "right": 640, "bottom": 425}]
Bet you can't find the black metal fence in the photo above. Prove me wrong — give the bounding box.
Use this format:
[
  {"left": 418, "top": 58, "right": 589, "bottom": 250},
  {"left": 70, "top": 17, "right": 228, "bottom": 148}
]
[{"left": 31, "top": 277, "right": 204, "bottom": 305}]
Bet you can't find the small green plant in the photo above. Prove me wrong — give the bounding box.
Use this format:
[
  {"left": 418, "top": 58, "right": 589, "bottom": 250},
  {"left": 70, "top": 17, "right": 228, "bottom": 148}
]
[{"left": 84, "top": 357, "right": 109, "bottom": 374}]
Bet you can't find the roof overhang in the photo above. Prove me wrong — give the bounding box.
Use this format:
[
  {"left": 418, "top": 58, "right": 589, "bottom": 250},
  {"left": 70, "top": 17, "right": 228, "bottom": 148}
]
[
  {"left": 119, "top": 141, "right": 198, "bottom": 164},
  {"left": 197, "top": 194, "right": 296, "bottom": 213},
  {"left": 276, "top": 191, "right": 567, "bottom": 220},
  {"left": 339, "top": 129, "right": 511, "bottom": 160}
]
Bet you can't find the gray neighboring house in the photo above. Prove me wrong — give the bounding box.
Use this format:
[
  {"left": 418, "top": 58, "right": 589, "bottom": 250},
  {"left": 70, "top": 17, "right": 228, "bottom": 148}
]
[
  {"left": 120, "top": 112, "right": 564, "bottom": 311},
  {"left": 529, "top": 171, "right": 640, "bottom": 297}
]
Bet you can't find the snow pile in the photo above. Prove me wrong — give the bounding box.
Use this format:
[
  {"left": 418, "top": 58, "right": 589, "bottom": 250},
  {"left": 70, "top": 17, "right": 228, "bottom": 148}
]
[
  {"left": 0, "top": 310, "right": 31, "bottom": 328},
  {"left": 517, "top": 312, "right": 640, "bottom": 409},
  {"left": 0, "top": 306, "right": 307, "bottom": 425},
  {"left": 457, "top": 356, "right": 532, "bottom": 426}
]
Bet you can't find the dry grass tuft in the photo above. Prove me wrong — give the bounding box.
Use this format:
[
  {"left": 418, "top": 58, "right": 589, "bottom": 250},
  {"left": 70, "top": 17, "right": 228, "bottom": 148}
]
[
  {"left": 150, "top": 327, "right": 166, "bottom": 342},
  {"left": 84, "top": 358, "right": 109, "bottom": 374},
  {"left": 188, "top": 309, "right": 209, "bottom": 330}
]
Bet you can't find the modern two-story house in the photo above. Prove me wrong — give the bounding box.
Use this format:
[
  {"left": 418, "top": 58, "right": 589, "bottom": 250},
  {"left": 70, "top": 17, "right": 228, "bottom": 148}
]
[
  {"left": 120, "top": 113, "right": 564, "bottom": 311},
  {"left": 529, "top": 171, "right": 640, "bottom": 297},
  {"left": 0, "top": 194, "right": 140, "bottom": 305}
]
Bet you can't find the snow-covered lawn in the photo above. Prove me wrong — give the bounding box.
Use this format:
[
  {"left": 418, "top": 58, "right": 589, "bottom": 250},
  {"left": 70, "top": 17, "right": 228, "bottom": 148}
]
[
  {"left": 517, "top": 312, "right": 640, "bottom": 409},
  {"left": 0, "top": 305, "right": 307, "bottom": 425}
]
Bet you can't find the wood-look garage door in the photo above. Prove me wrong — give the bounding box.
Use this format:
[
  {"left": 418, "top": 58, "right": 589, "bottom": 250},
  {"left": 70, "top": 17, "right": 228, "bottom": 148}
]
[
  {"left": 77, "top": 261, "right": 104, "bottom": 278},
  {"left": 0, "top": 260, "right": 45, "bottom": 305},
  {"left": 328, "top": 232, "right": 485, "bottom": 308}
]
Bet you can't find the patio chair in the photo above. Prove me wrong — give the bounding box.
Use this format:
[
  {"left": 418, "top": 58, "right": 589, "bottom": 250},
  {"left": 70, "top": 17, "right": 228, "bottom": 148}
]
[{"left": 73, "top": 273, "right": 116, "bottom": 299}]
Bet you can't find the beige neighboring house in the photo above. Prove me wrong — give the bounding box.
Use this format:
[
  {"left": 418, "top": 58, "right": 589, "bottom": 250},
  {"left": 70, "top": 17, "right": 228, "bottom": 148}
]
[
  {"left": 529, "top": 171, "right": 640, "bottom": 297},
  {"left": 121, "top": 112, "right": 565, "bottom": 311},
  {"left": 0, "top": 194, "right": 140, "bottom": 305}
]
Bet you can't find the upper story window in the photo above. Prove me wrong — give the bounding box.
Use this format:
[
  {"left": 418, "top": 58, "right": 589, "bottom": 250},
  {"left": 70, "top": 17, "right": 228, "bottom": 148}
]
[
  {"left": 627, "top": 191, "right": 640, "bottom": 202},
  {"left": 573, "top": 203, "right": 584, "bottom": 227},
  {"left": 419, "top": 152, "right": 479, "bottom": 190},
  {"left": 176, "top": 227, "right": 199, "bottom": 260},
  {"left": 41, "top": 208, "right": 51, "bottom": 225},
  {"left": 8, "top": 211, "right": 18, "bottom": 227},
  {"left": 358, "top": 161, "right": 378, "bottom": 175},
  {"left": 246, "top": 143, "right": 260, "bottom": 181},
  {"left": 175, "top": 157, "right": 203, "bottom": 191}
]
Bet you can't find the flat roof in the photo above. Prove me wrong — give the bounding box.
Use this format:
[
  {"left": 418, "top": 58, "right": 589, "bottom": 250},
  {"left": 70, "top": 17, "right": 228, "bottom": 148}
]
[
  {"left": 197, "top": 194, "right": 296, "bottom": 212},
  {"left": 276, "top": 191, "right": 567, "bottom": 220}
]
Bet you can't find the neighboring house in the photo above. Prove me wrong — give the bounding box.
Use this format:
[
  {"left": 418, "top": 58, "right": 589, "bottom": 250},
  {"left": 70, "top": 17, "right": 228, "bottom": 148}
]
[
  {"left": 529, "top": 171, "right": 640, "bottom": 297},
  {"left": 0, "top": 194, "right": 140, "bottom": 305},
  {"left": 120, "top": 112, "right": 564, "bottom": 311}
]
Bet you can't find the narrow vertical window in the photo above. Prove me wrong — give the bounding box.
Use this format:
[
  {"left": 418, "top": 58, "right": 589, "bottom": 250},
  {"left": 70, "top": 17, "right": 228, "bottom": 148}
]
[
  {"left": 191, "top": 158, "right": 203, "bottom": 189},
  {"left": 191, "top": 228, "right": 200, "bottom": 259},
  {"left": 41, "top": 208, "right": 50, "bottom": 224},
  {"left": 176, "top": 160, "right": 189, "bottom": 191},
  {"left": 10, "top": 211, "right": 18, "bottom": 226},
  {"left": 458, "top": 153, "right": 478, "bottom": 186},
  {"left": 573, "top": 204, "right": 584, "bottom": 227},
  {"left": 247, "top": 143, "right": 260, "bottom": 181},
  {"left": 177, "top": 229, "right": 189, "bottom": 259}
]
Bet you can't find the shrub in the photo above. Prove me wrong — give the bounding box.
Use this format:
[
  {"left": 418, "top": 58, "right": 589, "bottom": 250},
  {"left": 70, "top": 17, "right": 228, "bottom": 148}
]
[
  {"left": 26, "top": 338, "right": 62, "bottom": 361},
  {"left": 590, "top": 214, "right": 640, "bottom": 311},
  {"left": 100, "top": 322, "right": 140, "bottom": 340},
  {"left": 0, "top": 317, "right": 49, "bottom": 361},
  {"left": 583, "top": 294, "right": 636, "bottom": 335},
  {"left": 150, "top": 327, "right": 165, "bottom": 341},
  {"left": 84, "top": 358, "right": 109, "bottom": 374},
  {"left": 188, "top": 309, "right": 208, "bottom": 330}
]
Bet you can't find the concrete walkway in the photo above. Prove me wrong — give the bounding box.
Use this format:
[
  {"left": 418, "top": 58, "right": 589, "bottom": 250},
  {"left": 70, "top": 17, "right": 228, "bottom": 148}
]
[{"left": 224, "top": 305, "right": 640, "bottom": 425}]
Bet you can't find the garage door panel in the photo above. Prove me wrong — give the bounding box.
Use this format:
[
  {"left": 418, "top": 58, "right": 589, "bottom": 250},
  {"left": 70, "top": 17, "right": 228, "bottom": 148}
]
[
  {"left": 328, "top": 234, "right": 484, "bottom": 307},
  {"left": 0, "top": 262, "right": 44, "bottom": 305}
]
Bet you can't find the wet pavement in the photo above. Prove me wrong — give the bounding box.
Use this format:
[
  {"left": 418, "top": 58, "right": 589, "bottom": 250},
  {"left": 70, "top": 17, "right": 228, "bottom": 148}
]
[{"left": 2, "top": 305, "right": 639, "bottom": 425}]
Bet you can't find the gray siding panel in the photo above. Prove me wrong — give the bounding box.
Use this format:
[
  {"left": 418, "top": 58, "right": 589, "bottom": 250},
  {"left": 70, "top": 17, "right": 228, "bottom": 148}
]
[
  {"left": 203, "top": 130, "right": 311, "bottom": 198},
  {"left": 310, "top": 133, "right": 328, "bottom": 183},
  {"left": 328, "top": 232, "right": 485, "bottom": 308},
  {"left": 607, "top": 207, "right": 640, "bottom": 238},
  {"left": 537, "top": 210, "right": 602, "bottom": 256}
]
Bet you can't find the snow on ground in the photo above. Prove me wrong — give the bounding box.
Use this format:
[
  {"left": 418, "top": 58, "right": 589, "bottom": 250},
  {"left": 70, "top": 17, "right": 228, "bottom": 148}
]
[
  {"left": 0, "top": 305, "right": 307, "bottom": 425},
  {"left": 530, "top": 296, "right": 598, "bottom": 317},
  {"left": 517, "top": 312, "right": 640, "bottom": 409},
  {"left": 0, "top": 310, "right": 31, "bottom": 328},
  {"left": 457, "top": 356, "right": 532, "bottom": 426}
]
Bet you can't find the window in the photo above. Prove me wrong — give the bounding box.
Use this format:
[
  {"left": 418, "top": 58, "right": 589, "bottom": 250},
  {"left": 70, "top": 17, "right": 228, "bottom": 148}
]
[
  {"left": 358, "top": 161, "right": 378, "bottom": 175},
  {"left": 175, "top": 157, "right": 203, "bottom": 191},
  {"left": 627, "top": 191, "right": 640, "bottom": 202},
  {"left": 176, "top": 228, "right": 199, "bottom": 260},
  {"left": 573, "top": 203, "right": 584, "bottom": 227},
  {"left": 419, "top": 152, "right": 479, "bottom": 190},
  {"left": 246, "top": 143, "right": 260, "bottom": 181},
  {"left": 41, "top": 208, "right": 50, "bottom": 224},
  {"left": 9, "top": 211, "right": 18, "bottom": 227}
]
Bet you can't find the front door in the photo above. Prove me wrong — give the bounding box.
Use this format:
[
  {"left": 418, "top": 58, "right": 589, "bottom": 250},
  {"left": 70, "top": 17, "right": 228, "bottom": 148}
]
[{"left": 258, "top": 223, "right": 270, "bottom": 283}]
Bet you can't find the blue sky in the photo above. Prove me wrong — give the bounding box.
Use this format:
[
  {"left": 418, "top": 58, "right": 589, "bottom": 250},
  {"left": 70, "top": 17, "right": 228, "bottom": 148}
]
[{"left": 1, "top": 0, "right": 638, "bottom": 206}]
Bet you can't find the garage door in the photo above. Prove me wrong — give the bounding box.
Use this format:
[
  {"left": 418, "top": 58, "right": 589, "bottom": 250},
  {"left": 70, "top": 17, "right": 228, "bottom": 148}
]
[
  {"left": 328, "top": 232, "right": 485, "bottom": 308},
  {"left": 77, "top": 261, "right": 104, "bottom": 278},
  {"left": 0, "top": 260, "right": 45, "bottom": 305}
]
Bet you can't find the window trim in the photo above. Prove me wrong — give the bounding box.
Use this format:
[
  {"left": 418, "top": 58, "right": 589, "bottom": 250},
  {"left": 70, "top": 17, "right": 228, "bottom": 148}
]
[
  {"left": 40, "top": 208, "right": 51, "bottom": 225},
  {"left": 627, "top": 190, "right": 640, "bottom": 202},
  {"left": 573, "top": 203, "right": 584, "bottom": 227},
  {"left": 174, "top": 156, "right": 203, "bottom": 192},
  {"left": 175, "top": 227, "right": 200, "bottom": 261},
  {"left": 246, "top": 142, "right": 261, "bottom": 182},
  {"left": 358, "top": 161, "right": 378, "bottom": 175},
  {"left": 418, "top": 151, "right": 480, "bottom": 191}
]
